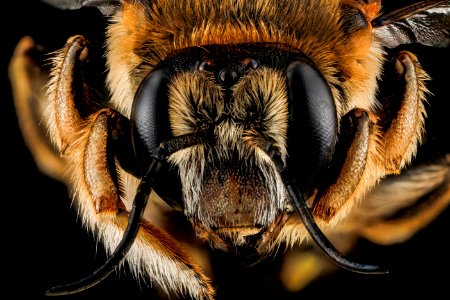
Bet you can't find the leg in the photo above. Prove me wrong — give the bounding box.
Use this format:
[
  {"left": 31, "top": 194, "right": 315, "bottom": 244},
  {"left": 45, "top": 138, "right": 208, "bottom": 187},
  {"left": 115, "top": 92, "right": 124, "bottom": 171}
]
[
  {"left": 312, "top": 109, "right": 383, "bottom": 224},
  {"left": 12, "top": 35, "right": 215, "bottom": 299},
  {"left": 8, "top": 36, "right": 66, "bottom": 181},
  {"left": 312, "top": 51, "right": 430, "bottom": 225}
]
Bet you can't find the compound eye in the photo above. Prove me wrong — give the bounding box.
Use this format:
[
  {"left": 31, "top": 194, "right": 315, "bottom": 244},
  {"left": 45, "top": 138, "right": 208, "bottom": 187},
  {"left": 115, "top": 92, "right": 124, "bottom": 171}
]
[
  {"left": 131, "top": 68, "right": 172, "bottom": 166},
  {"left": 130, "top": 68, "right": 183, "bottom": 209},
  {"left": 286, "top": 60, "right": 337, "bottom": 196},
  {"left": 198, "top": 60, "right": 215, "bottom": 72}
]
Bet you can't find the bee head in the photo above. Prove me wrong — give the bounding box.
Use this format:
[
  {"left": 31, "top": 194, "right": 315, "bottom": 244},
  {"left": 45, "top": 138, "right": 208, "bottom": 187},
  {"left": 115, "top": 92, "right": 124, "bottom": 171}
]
[{"left": 131, "top": 44, "right": 337, "bottom": 254}]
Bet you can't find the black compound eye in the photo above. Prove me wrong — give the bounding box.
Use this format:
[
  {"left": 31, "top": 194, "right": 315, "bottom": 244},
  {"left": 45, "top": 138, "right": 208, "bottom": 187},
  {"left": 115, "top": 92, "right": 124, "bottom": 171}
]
[
  {"left": 286, "top": 60, "right": 338, "bottom": 196},
  {"left": 131, "top": 68, "right": 172, "bottom": 165},
  {"left": 130, "top": 68, "right": 183, "bottom": 209}
]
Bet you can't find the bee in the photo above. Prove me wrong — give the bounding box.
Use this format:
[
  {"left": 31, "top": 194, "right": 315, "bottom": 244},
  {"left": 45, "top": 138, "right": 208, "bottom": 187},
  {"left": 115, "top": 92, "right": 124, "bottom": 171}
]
[{"left": 8, "top": 0, "right": 450, "bottom": 299}]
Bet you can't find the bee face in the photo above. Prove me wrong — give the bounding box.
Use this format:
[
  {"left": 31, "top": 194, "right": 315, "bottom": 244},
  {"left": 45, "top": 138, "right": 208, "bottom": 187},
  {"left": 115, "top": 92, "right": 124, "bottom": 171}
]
[
  {"left": 9, "top": 0, "right": 450, "bottom": 298},
  {"left": 166, "top": 46, "right": 291, "bottom": 252},
  {"left": 106, "top": 0, "right": 384, "bottom": 252}
]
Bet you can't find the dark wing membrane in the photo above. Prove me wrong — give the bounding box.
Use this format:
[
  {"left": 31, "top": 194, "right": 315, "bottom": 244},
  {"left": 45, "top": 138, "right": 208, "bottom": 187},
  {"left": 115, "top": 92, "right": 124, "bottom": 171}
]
[
  {"left": 373, "top": 1, "right": 450, "bottom": 48},
  {"left": 40, "top": 0, "right": 121, "bottom": 15}
]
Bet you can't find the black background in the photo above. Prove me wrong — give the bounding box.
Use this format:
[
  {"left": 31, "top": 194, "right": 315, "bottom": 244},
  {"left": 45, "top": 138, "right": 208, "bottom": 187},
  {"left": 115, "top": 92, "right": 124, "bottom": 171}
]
[{"left": 2, "top": 1, "right": 450, "bottom": 299}]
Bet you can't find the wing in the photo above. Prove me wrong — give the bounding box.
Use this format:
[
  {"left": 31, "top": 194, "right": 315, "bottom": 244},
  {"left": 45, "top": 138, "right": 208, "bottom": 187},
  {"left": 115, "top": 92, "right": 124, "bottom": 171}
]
[
  {"left": 373, "top": 0, "right": 450, "bottom": 48},
  {"left": 40, "top": 0, "right": 121, "bottom": 15}
]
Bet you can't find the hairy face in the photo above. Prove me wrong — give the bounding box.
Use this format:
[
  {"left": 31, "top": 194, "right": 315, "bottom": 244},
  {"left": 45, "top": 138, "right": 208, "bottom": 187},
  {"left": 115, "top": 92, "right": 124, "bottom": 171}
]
[
  {"left": 104, "top": 0, "right": 384, "bottom": 254},
  {"left": 168, "top": 68, "right": 290, "bottom": 251}
]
